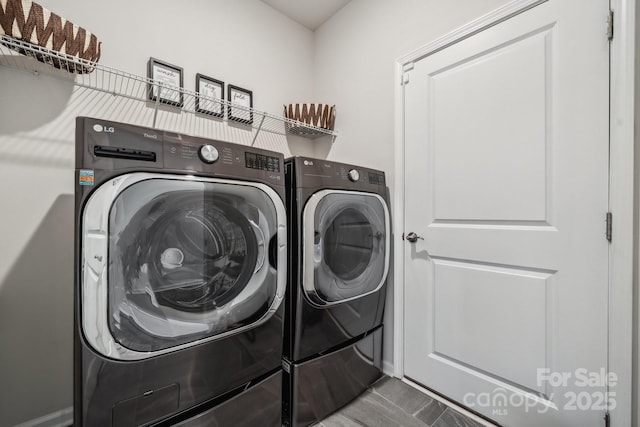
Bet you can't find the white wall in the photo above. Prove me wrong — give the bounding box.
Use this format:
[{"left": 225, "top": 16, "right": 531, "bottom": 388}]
[
  {"left": 314, "top": 0, "right": 510, "bottom": 372},
  {"left": 0, "top": 1, "right": 314, "bottom": 425}
]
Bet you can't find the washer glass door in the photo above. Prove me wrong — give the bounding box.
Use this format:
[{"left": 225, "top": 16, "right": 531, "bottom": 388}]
[
  {"left": 302, "top": 190, "right": 390, "bottom": 306},
  {"left": 81, "top": 173, "right": 286, "bottom": 360}
]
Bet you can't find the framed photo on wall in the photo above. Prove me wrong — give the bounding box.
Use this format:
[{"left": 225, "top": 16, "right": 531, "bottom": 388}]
[
  {"left": 195, "top": 74, "right": 224, "bottom": 117},
  {"left": 148, "top": 57, "right": 184, "bottom": 107},
  {"left": 227, "top": 84, "right": 253, "bottom": 124}
]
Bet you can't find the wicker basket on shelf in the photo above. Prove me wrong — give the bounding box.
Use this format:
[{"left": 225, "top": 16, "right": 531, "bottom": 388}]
[
  {"left": 0, "top": 0, "right": 101, "bottom": 73},
  {"left": 284, "top": 103, "right": 336, "bottom": 136}
]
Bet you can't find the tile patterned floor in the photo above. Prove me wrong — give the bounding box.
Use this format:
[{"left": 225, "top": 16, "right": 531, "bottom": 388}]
[{"left": 313, "top": 376, "right": 495, "bottom": 427}]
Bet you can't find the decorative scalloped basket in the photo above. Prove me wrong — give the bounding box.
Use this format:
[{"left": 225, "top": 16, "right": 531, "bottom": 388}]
[
  {"left": 0, "top": 0, "right": 101, "bottom": 73},
  {"left": 284, "top": 103, "right": 336, "bottom": 136}
]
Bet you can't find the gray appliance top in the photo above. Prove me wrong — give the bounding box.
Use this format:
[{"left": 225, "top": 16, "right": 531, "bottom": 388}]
[
  {"left": 76, "top": 117, "right": 285, "bottom": 185},
  {"left": 288, "top": 156, "right": 386, "bottom": 192}
]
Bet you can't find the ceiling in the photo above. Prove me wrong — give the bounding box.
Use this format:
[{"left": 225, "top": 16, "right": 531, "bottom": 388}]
[{"left": 259, "top": 0, "right": 352, "bottom": 31}]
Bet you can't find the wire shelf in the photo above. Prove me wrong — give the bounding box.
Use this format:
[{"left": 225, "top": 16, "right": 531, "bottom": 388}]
[{"left": 0, "top": 35, "right": 337, "bottom": 144}]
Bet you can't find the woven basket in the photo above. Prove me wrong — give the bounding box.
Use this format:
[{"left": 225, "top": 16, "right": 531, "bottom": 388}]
[
  {"left": 284, "top": 103, "right": 336, "bottom": 132},
  {"left": 0, "top": 0, "right": 101, "bottom": 73}
]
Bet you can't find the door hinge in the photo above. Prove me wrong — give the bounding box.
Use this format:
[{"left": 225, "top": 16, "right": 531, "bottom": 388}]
[
  {"left": 604, "top": 411, "right": 610, "bottom": 427},
  {"left": 606, "top": 212, "right": 612, "bottom": 242},
  {"left": 607, "top": 10, "right": 614, "bottom": 41}
]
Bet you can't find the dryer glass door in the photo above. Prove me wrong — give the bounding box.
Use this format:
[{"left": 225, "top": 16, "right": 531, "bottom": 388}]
[
  {"left": 302, "top": 190, "right": 390, "bottom": 306},
  {"left": 81, "top": 173, "right": 286, "bottom": 360}
]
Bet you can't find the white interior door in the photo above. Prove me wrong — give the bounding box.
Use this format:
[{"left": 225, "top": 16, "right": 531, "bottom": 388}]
[{"left": 402, "top": 1, "right": 610, "bottom": 426}]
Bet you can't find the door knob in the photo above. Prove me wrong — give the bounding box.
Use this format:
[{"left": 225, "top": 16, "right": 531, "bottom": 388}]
[{"left": 404, "top": 232, "right": 424, "bottom": 243}]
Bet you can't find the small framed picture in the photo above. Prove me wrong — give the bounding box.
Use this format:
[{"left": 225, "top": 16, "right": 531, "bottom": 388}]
[
  {"left": 227, "top": 84, "right": 253, "bottom": 124},
  {"left": 195, "top": 74, "right": 224, "bottom": 117},
  {"left": 148, "top": 58, "right": 184, "bottom": 107}
]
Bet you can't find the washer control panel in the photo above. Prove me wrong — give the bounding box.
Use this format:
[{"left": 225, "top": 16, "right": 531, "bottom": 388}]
[
  {"left": 245, "top": 152, "right": 281, "bottom": 172},
  {"left": 79, "top": 117, "right": 285, "bottom": 186},
  {"left": 163, "top": 132, "right": 283, "bottom": 183},
  {"left": 198, "top": 144, "right": 219, "bottom": 164}
]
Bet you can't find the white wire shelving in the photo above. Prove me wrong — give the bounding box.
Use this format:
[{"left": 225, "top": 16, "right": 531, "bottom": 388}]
[{"left": 0, "top": 35, "right": 337, "bottom": 145}]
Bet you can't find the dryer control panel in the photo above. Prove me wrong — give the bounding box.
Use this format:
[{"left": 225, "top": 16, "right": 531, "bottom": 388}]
[{"left": 294, "top": 157, "right": 386, "bottom": 191}]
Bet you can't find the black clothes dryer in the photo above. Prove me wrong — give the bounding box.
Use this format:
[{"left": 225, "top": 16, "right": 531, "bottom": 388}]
[
  {"left": 74, "top": 117, "right": 286, "bottom": 426},
  {"left": 283, "top": 157, "right": 390, "bottom": 427}
]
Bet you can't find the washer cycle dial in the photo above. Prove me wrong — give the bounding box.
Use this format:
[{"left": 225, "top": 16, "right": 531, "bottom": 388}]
[
  {"left": 348, "top": 169, "right": 360, "bottom": 182},
  {"left": 199, "top": 144, "right": 219, "bottom": 164}
]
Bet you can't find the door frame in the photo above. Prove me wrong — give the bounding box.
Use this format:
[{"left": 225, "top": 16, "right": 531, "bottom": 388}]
[{"left": 392, "top": 1, "right": 634, "bottom": 426}]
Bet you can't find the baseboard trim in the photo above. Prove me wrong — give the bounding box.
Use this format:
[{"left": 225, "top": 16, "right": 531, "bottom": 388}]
[
  {"left": 382, "top": 360, "right": 394, "bottom": 376},
  {"left": 14, "top": 407, "right": 72, "bottom": 427}
]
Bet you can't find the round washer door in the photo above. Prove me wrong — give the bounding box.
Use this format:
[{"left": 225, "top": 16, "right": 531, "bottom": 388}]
[
  {"left": 302, "top": 190, "right": 390, "bottom": 306},
  {"left": 81, "top": 173, "right": 286, "bottom": 360}
]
